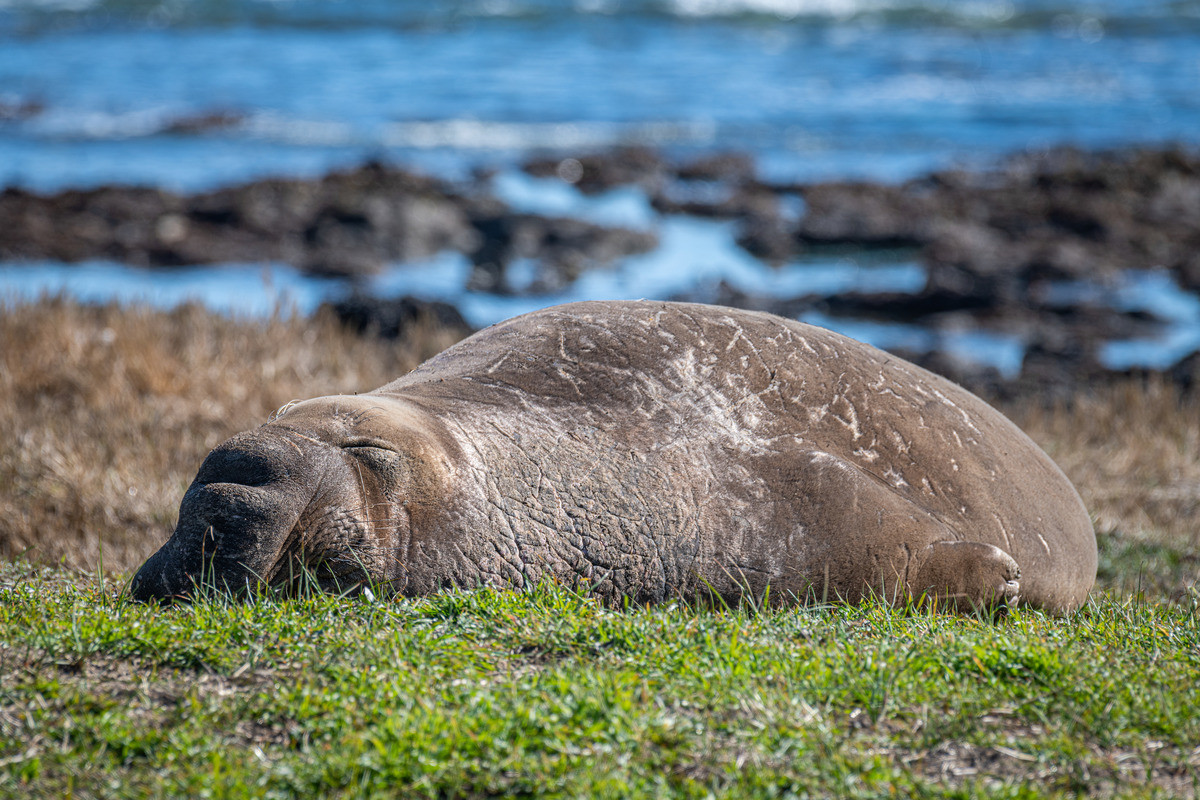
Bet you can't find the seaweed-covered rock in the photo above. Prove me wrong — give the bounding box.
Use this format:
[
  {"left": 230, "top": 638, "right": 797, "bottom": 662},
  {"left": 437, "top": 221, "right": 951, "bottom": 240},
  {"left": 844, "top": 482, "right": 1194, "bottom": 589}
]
[
  {"left": 323, "top": 294, "right": 473, "bottom": 340},
  {"left": 0, "top": 161, "right": 656, "bottom": 285},
  {"left": 523, "top": 147, "right": 669, "bottom": 195},
  {"left": 796, "top": 182, "right": 933, "bottom": 247},
  {"left": 0, "top": 163, "right": 478, "bottom": 276},
  {"left": 467, "top": 213, "right": 657, "bottom": 294}
]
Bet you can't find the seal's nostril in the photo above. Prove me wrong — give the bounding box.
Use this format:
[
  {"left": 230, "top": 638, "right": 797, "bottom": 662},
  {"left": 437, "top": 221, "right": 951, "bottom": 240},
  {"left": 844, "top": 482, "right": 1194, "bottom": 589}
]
[{"left": 129, "top": 570, "right": 153, "bottom": 603}]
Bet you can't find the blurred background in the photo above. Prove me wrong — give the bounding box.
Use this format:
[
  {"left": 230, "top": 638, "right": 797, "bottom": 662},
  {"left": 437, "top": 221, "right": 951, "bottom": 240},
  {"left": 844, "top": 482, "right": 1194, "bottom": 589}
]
[{"left": 3, "top": 0, "right": 1200, "bottom": 390}]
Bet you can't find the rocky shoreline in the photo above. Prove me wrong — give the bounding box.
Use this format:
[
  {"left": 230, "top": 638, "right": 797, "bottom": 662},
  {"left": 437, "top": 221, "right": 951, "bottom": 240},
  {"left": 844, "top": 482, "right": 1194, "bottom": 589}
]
[
  {"left": 4, "top": 145, "right": 1200, "bottom": 400},
  {"left": 0, "top": 161, "right": 656, "bottom": 289}
]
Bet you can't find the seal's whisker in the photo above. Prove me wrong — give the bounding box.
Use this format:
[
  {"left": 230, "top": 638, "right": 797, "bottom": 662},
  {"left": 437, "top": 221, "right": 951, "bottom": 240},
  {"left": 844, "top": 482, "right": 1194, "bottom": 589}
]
[
  {"left": 268, "top": 399, "right": 302, "bottom": 422},
  {"left": 306, "top": 500, "right": 397, "bottom": 522}
]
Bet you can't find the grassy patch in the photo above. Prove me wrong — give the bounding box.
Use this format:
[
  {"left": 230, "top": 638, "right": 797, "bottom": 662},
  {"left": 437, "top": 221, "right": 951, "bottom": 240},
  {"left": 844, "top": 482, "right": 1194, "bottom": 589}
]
[{"left": 1, "top": 564, "right": 1198, "bottom": 798}]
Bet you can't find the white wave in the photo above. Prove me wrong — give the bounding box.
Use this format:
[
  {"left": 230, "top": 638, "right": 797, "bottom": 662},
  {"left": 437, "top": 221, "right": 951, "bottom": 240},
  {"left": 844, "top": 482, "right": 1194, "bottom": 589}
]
[
  {"left": 379, "top": 119, "right": 717, "bottom": 151},
  {"left": 0, "top": 0, "right": 100, "bottom": 9},
  {"left": 669, "top": 0, "right": 888, "bottom": 17},
  {"left": 241, "top": 114, "right": 358, "bottom": 147},
  {"left": 815, "top": 72, "right": 1123, "bottom": 110},
  {"left": 12, "top": 104, "right": 720, "bottom": 153},
  {"left": 666, "top": 0, "right": 1018, "bottom": 20},
  {"left": 161, "top": 113, "right": 715, "bottom": 151},
  {"left": 27, "top": 107, "right": 177, "bottom": 140},
  {"left": 464, "top": 0, "right": 530, "bottom": 17}
]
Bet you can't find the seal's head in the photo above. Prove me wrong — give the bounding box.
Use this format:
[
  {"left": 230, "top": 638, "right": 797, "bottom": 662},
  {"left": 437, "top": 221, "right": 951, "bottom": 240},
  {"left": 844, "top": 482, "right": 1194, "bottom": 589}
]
[{"left": 130, "top": 396, "right": 450, "bottom": 602}]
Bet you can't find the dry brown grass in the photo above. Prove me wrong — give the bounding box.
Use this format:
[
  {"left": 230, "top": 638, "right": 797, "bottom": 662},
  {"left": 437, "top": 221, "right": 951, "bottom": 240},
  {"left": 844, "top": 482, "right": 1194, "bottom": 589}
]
[
  {"left": 1009, "top": 380, "right": 1200, "bottom": 600},
  {"left": 1, "top": 296, "right": 1196, "bottom": 599},
  {"left": 0, "top": 296, "right": 462, "bottom": 573}
]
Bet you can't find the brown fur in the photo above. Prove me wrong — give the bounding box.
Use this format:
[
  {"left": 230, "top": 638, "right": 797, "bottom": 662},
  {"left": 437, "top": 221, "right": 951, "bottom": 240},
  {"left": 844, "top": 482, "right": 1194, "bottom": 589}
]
[{"left": 132, "top": 301, "right": 1097, "bottom": 612}]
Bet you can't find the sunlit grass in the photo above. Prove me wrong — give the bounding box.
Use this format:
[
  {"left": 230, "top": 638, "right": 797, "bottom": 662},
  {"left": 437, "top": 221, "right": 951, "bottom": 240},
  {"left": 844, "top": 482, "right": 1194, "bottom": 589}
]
[{"left": 1, "top": 565, "right": 1197, "bottom": 798}]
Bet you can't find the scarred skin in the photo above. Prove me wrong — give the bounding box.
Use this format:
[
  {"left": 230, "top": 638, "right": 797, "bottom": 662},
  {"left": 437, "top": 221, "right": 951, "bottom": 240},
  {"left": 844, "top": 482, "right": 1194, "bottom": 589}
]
[{"left": 131, "top": 301, "right": 1098, "bottom": 613}]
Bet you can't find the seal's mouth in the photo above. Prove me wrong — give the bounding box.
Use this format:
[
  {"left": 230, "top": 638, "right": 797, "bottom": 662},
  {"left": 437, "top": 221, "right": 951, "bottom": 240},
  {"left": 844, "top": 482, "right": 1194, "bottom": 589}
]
[
  {"left": 128, "top": 558, "right": 182, "bottom": 605},
  {"left": 260, "top": 540, "right": 373, "bottom": 598},
  {"left": 128, "top": 521, "right": 273, "bottom": 604}
]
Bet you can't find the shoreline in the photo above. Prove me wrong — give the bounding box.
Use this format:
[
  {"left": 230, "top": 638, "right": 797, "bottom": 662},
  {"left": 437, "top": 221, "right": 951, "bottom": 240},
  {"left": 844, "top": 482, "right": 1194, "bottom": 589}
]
[{"left": 4, "top": 144, "right": 1200, "bottom": 398}]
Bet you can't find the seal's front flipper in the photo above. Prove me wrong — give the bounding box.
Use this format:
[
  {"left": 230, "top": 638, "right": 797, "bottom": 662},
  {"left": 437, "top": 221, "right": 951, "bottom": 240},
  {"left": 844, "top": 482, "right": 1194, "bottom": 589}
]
[{"left": 909, "top": 540, "right": 1021, "bottom": 615}]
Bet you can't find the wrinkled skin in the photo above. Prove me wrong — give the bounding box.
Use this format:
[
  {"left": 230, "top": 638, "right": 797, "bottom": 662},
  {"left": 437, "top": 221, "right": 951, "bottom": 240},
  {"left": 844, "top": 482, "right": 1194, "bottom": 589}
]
[{"left": 131, "top": 301, "right": 1098, "bottom": 613}]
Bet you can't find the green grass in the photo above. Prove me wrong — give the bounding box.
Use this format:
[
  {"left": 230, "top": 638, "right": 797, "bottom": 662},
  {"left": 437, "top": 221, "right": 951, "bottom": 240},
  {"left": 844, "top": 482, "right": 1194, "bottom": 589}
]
[{"left": 1, "top": 563, "right": 1198, "bottom": 799}]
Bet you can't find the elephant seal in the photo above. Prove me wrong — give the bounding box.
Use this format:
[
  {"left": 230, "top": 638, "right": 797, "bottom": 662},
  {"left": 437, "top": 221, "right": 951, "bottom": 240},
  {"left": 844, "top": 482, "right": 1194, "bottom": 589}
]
[{"left": 131, "top": 301, "right": 1097, "bottom": 613}]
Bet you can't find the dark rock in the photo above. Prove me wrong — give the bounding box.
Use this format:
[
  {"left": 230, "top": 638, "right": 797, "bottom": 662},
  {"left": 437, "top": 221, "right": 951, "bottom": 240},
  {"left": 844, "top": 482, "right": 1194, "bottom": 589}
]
[
  {"left": 736, "top": 210, "right": 797, "bottom": 264},
  {"left": 466, "top": 213, "right": 657, "bottom": 294},
  {"left": 547, "top": 143, "right": 1200, "bottom": 397},
  {"left": 0, "top": 159, "right": 659, "bottom": 289},
  {"left": 8, "top": 141, "right": 1200, "bottom": 399},
  {"left": 0, "top": 162, "right": 480, "bottom": 276},
  {"left": 1168, "top": 351, "right": 1200, "bottom": 394},
  {"left": 676, "top": 152, "right": 756, "bottom": 183},
  {"left": 1172, "top": 252, "right": 1200, "bottom": 294},
  {"left": 1009, "top": 340, "right": 1104, "bottom": 402},
  {"left": 323, "top": 294, "right": 473, "bottom": 340},
  {"left": 652, "top": 183, "right": 780, "bottom": 222},
  {"left": 796, "top": 183, "right": 932, "bottom": 247},
  {"left": 522, "top": 147, "right": 669, "bottom": 195},
  {"left": 818, "top": 286, "right": 1003, "bottom": 321},
  {"left": 162, "top": 111, "right": 245, "bottom": 135},
  {"left": 0, "top": 99, "right": 44, "bottom": 122},
  {"left": 927, "top": 146, "right": 1200, "bottom": 288}
]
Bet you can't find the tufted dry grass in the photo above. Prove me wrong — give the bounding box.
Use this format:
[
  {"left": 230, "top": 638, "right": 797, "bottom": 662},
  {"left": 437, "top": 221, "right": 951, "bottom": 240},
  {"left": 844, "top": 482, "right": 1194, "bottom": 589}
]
[
  {"left": 1009, "top": 380, "right": 1200, "bottom": 601},
  {"left": 1, "top": 296, "right": 1196, "bottom": 600}
]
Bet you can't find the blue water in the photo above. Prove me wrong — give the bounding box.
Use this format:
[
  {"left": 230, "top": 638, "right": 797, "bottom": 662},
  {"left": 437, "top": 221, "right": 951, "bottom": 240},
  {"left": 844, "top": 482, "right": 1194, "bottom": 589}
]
[
  {"left": 3, "top": 0, "right": 1199, "bottom": 189},
  {"left": 3, "top": 0, "right": 1200, "bottom": 371},
  {"left": 0, "top": 215, "right": 929, "bottom": 321}
]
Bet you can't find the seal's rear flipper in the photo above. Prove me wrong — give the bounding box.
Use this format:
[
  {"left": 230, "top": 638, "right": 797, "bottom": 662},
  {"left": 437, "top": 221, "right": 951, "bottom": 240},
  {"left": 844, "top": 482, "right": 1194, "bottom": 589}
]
[{"left": 909, "top": 540, "right": 1021, "bottom": 615}]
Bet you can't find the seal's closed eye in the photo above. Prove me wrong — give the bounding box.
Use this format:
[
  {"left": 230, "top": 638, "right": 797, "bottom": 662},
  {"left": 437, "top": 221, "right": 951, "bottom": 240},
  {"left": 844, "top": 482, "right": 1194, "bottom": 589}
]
[
  {"left": 344, "top": 443, "right": 404, "bottom": 486},
  {"left": 342, "top": 437, "right": 399, "bottom": 453}
]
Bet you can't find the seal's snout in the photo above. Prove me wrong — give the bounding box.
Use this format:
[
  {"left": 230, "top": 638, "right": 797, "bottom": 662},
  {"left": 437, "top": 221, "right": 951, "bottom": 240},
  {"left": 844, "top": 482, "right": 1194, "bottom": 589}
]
[
  {"left": 128, "top": 560, "right": 158, "bottom": 603},
  {"left": 128, "top": 574, "right": 153, "bottom": 603},
  {"left": 128, "top": 567, "right": 178, "bottom": 605},
  {"left": 129, "top": 538, "right": 190, "bottom": 604},
  {"left": 131, "top": 428, "right": 330, "bottom": 602},
  {"left": 129, "top": 512, "right": 279, "bottom": 603}
]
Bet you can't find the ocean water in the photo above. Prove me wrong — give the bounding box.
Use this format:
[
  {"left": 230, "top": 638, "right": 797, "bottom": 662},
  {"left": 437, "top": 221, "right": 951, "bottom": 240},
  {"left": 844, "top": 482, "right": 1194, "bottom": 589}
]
[
  {"left": 3, "top": 0, "right": 1200, "bottom": 369},
  {"left": 3, "top": 0, "right": 1199, "bottom": 189}
]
